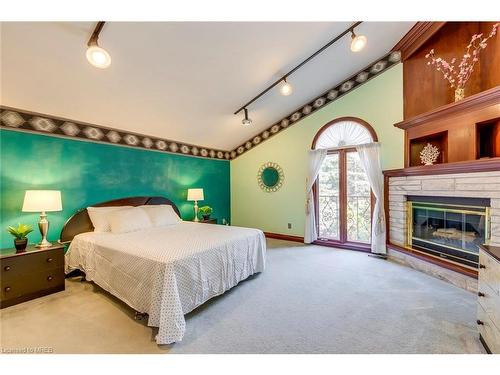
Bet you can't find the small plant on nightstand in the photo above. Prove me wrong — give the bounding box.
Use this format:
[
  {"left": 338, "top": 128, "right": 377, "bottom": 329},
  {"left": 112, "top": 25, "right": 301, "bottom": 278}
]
[
  {"left": 7, "top": 223, "right": 33, "bottom": 252},
  {"left": 199, "top": 206, "right": 213, "bottom": 220}
]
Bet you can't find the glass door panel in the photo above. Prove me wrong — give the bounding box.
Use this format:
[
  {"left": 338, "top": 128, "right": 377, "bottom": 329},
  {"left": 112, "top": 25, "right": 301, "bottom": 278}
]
[
  {"left": 318, "top": 153, "right": 340, "bottom": 240},
  {"left": 346, "top": 151, "right": 371, "bottom": 243}
]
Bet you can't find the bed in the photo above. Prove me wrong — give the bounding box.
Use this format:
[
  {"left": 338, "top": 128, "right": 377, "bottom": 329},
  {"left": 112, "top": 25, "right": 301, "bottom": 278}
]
[{"left": 62, "top": 196, "right": 266, "bottom": 344}]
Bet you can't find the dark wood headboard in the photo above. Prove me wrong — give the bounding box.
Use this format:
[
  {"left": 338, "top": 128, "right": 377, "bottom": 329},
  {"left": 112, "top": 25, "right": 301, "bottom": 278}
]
[{"left": 59, "top": 196, "right": 180, "bottom": 244}]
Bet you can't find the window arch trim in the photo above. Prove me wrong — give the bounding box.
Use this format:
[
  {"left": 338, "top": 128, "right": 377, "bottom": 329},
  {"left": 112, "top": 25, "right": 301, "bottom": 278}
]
[{"left": 311, "top": 116, "right": 378, "bottom": 150}]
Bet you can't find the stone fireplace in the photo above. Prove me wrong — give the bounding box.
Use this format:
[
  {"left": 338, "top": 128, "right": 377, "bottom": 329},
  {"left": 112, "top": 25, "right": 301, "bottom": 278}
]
[{"left": 385, "top": 168, "right": 500, "bottom": 291}]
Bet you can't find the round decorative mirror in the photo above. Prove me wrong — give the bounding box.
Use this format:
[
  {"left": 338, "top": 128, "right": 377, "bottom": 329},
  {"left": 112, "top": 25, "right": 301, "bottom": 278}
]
[{"left": 257, "top": 162, "right": 284, "bottom": 192}]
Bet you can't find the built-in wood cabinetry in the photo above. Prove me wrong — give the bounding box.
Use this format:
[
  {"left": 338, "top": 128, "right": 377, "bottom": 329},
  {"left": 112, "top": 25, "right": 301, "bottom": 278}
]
[
  {"left": 396, "top": 22, "right": 500, "bottom": 119},
  {"left": 392, "top": 22, "right": 500, "bottom": 168},
  {"left": 477, "top": 245, "right": 500, "bottom": 353},
  {"left": 395, "top": 87, "right": 500, "bottom": 167}
]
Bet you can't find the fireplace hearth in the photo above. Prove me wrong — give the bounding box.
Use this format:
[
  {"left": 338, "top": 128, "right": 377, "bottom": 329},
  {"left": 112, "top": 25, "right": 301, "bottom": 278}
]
[{"left": 407, "top": 196, "right": 490, "bottom": 269}]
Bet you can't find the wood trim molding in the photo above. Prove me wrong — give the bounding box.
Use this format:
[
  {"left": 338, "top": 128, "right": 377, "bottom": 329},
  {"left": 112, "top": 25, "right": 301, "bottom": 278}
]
[
  {"left": 264, "top": 232, "right": 304, "bottom": 243},
  {"left": 394, "top": 86, "right": 500, "bottom": 130},
  {"left": 383, "top": 157, "right": 500, "bottom": 177},
  {"left": 0, "top": 106, "right": 230, "bottom": 161},
  {"left": 392, "top": 22, "right": 447, "bottom": 61},
  {"left": 387, "top": 243, "right": 478, "bottom": 278}
]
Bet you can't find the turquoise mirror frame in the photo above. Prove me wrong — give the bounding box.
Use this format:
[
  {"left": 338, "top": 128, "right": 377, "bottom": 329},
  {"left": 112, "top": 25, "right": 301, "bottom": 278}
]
[{"left": 257, "top": 162, "right": 284, "bottom": 193}]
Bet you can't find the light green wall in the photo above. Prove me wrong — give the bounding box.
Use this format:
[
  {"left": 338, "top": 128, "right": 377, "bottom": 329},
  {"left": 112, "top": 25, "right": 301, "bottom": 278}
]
[{"left": 230, "top": 64, "right": 404, "bottom": 237}]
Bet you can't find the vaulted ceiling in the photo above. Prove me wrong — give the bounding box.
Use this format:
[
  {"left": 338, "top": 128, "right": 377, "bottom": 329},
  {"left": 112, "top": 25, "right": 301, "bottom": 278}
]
[{"left": 0, "top": 22, "right": 414, "bottom": 150}]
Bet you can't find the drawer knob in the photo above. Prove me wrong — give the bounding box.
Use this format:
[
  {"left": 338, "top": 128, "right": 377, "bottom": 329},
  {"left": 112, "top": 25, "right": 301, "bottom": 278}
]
[
  {"left": 47, "top": 275, "right": 53, "bottom": 281},
  {"left": 478, "top": 291, "right": 485, "bottom": 297},
  {"left": 4, "top": 286, "right": 11, "bottom": 292},
  {"left": 4, "top": 266, "right": 11, "bottom": 271},
  {"left": 46, "top": 258, "right": 53, "bottom": 263},
  {"left": 479, "top": 264, "right": 486, "bottom": 269},
  {"left": 477, "top": 319, "right": 484, "bottom": 325}
]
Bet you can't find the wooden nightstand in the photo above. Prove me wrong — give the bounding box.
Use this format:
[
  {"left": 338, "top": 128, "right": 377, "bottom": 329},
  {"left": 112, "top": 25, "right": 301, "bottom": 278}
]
[
  {"left": 0, "top": 243, "right": 65, "bottom": 309},
  {"left": 199, "top": 218, "right": 217, "bottom": 224}
]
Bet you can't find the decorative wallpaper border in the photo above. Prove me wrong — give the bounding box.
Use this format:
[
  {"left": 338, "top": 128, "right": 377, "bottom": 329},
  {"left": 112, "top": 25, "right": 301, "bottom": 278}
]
[
  {"left": 0, "top": 106, "right": 231, "bottom": 161},
  {"left": 0, "top": 51, "right": 400, "bottom": 161},
  {"left": 229, "top": 51, "right": 401, "bottom": 159}
]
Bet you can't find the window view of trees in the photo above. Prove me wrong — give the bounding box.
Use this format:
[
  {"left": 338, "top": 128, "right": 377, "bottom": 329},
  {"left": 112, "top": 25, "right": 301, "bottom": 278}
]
[
  {"left": 318, "top": 154, "right": 339, "bottom": 239},
  {"left": 346, "top": 152, "right": 371, "bottom": 243},
  {"left": 317, "top": 151, "right": 371, "bottom": 244}
]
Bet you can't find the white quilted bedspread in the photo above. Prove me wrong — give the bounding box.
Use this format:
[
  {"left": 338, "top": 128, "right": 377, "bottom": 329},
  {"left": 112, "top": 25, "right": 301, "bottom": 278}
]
[{"left": 65, "top": 222, "right": 266, "bottom": 344}]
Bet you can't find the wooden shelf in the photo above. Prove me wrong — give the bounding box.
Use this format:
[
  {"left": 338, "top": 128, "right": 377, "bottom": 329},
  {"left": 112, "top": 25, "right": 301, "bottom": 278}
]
[
  {"left": 384, "top": 157, "right": 500, "bottom": 177},
  {"left": 409, "top": 131, "right": 447, "bottom": 167},
  {"left": 395, "top": 86, "right": 500, "bottom": 130}
]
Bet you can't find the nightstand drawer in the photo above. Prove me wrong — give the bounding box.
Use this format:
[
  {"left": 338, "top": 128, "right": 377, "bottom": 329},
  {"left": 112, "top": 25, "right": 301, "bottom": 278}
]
[
  {"left": 1, "top": 267, "right": 64, "bottom": 301},
  {"left": 1, "top": 248, "right": 64, "bottom": 281}
]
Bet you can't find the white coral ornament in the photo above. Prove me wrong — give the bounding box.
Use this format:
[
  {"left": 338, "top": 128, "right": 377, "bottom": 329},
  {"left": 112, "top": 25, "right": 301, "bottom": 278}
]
[{"left": 420, "top": 143, "right": 440, "bottom": 166}]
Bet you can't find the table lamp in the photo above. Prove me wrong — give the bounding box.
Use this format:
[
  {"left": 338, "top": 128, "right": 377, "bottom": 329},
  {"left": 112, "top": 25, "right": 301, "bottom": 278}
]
[
  {"left": 187, "top": 188, "right": 204, "bottom": 222},
  {"left": 22, "top": 190, "right": 62, "bottom": 248}
]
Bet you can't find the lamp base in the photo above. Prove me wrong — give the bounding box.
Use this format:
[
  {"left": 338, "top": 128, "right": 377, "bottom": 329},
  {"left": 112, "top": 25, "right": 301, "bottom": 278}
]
[
  {"left": 193, "top": 200, "right": 199, "bottom": 222},
  {"left": 35, "top": 238, "right": 53, "bottom": 248},
  {"left": 36, "top": 211, "right": 51, "bottom": 248}
]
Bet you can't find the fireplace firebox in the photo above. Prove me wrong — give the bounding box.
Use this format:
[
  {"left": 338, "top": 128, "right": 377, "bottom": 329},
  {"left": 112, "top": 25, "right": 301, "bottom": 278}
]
[{"left": 407, "top": 196, "right": 490, "bottom": 269}]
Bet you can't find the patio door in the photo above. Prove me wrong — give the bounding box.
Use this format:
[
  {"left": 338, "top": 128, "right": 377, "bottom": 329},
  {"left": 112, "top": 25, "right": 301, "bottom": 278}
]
[{"left": 316, "top": 148, "right": 372, "bottom": 247}]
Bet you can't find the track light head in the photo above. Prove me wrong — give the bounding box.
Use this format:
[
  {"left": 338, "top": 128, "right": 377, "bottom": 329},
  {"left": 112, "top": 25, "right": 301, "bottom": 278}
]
[
  {"left": 86, "top": 44, "right": 111, "bottom": 68},
  {"left": 279, "top": 78, "right": 293, "bottom": 96},
  {"left": 86, "top": 22, "right": 111, "bottom": 69},
  {"left": 242, "top": 108, "right": 252, "bottom": 126},
  {"left": 350, "top": 30, "right": 367, "bottom": 52}
]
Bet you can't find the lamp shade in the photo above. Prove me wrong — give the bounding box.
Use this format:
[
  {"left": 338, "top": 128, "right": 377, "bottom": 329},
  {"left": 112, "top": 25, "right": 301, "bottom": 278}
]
[
  {"left": 22, "top": 190, "right": 62, "bottom": 212},
  {"left": 187, "top": 188, "right": 204, "bottom": 201}
]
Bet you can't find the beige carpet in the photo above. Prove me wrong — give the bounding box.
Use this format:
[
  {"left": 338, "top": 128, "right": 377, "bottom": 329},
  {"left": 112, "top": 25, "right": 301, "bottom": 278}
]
[{"left": 0, "top": 239, "right": 485, "bottom": 354}]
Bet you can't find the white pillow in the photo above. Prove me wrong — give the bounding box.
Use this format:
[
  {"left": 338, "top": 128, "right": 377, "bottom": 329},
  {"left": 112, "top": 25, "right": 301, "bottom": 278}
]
[
  {"left": 87, "top": 206, "right": 133, "bottom": 232},
  {"left": 108, "top": 207, "right": 152, "bottom": 234},
  {"left": 140, "top": 205, "right": 181, "bottom": 227}
]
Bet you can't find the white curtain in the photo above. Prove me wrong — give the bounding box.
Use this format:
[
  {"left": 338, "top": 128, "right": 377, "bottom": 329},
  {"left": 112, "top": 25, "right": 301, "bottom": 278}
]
[
  {"left": 304, "top": 149, "right": 327, "bottom": 244},
  {"left": 356, "top": 142, "right": 386, "bottom": 254}
]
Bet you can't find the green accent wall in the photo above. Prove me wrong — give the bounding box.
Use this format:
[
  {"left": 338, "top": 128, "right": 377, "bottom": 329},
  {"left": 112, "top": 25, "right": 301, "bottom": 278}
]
[
  {"left": 230, "top": 64, "right": 404, "bottom": 237},
  {"left": 0, "top": 130, "right": 230, "bottom": 248}
]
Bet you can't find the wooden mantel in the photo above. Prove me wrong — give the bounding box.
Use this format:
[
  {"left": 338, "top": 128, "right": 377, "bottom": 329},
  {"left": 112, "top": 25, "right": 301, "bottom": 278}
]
[
  {"left": 394, "top": 86, "right": 500, "bottom": 130},
  {"left": 384, "top": 157, "right": 500, "bottom": 178}
]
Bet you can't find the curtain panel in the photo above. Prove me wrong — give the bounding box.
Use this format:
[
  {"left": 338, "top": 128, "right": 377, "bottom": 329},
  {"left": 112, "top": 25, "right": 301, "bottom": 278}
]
[
  {"left": 304, "top": 149, "right": 327, "bottom": 244},
  {"left": 356, "top": 142, "right": 386, "bottom": 254}
]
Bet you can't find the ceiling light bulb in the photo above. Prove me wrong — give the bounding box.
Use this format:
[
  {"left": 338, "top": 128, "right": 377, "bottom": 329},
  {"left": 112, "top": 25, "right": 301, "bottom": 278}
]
[
  {"left": 350, "top": 32, "right": 367, "bottom": 52},
  {"left": 86, "top": 45, "right": 111, "bottom": 68},
  {"left": 242, "top": 108, "right": 252, "bottom": 126},
  {"left": 280, "top": 79, "right": 293, "bottom": 96}
]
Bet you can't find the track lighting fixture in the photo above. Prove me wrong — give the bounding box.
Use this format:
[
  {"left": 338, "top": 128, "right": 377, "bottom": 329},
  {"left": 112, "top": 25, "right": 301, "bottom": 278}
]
[
  {"left": 234, "top": 22, "right": 364, "bottom": 122},
  {"left": 242, "top": 108, "right": 252, "bottom": 126},
  {"left": 86, "top": 22, "right": 111, "bottom": 69},
  {"left": 350, "top": 29, "right": 367, "bottom": 52},
  {"left": 279, "top": 78, "right": 293, "bottom": 96}
]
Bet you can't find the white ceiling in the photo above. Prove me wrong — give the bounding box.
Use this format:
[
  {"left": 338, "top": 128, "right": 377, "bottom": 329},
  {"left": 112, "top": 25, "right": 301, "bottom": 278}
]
[{"left": 0, "top": 22, "right": 414, "bottom": 150}]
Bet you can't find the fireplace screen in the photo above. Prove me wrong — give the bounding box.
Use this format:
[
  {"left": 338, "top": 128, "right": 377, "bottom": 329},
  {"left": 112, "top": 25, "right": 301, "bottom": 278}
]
[{"left": 407, "top": 200, "right": 490, "bottom": 269}]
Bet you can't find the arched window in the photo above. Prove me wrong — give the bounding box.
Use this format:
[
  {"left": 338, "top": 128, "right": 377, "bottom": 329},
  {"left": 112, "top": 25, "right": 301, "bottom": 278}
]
[
  {"left": 311, "top": 117, "right": 377, "bottom": 249},
  {"left": 312, "top": 117, "right": 377, "bottom": 150}
]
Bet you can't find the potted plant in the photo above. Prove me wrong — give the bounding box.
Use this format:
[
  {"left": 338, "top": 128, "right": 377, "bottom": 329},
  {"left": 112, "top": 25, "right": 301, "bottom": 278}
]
[
  {"left": 7, "top": 223, "right": 34, "bottom": 252},
  {"left": 199, "top": 206, "right": 213, "bottom": 221}
]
